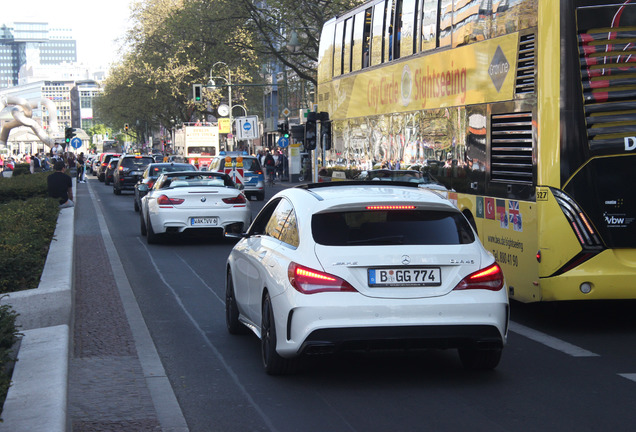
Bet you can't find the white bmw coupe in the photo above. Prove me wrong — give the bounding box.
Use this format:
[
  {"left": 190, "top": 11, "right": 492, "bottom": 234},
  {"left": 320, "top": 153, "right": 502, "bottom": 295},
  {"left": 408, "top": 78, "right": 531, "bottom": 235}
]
[{"left": 139, "top": 171, "right": 251, "bottom": 243}]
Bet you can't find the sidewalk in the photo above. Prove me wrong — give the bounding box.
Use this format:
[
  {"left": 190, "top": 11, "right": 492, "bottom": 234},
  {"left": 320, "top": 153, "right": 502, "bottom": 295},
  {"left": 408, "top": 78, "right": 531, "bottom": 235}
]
[
  {"left": 69, "top": 179, "right": 188, "bottom": 431},
  {"left": 0, "top": 178, "right": 188, "bottom": 432}
]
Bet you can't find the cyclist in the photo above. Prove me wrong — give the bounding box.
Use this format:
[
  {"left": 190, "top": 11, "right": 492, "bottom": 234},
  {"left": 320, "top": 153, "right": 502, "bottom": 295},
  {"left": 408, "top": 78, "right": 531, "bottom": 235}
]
[{"left": 263, "top": 150, "right": 276, "bottom": 186}]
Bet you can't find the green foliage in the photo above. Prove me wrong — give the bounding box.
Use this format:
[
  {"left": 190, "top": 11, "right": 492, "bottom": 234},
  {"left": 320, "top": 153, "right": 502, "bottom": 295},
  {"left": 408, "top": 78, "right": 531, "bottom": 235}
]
[
  {"left": 0, "top": 173, "right": 59, "bottom": 293},
  {"left": 0, "top": 302, "right": 19, "bottom": 416},
  {"left": 0, "top": 172, "right": 50, "bottom": 204},
  {"left": 11, "top": 164, "right": 31, "bottom": 177},
  {"left": 323, "top": 167, "right": 361, "bottom": 179},
  {"left": 0, "top": 197, "right": 59, "bottom": 294},
  {"left": 0, "top": 173, "right": 50, "bottom": 415}
]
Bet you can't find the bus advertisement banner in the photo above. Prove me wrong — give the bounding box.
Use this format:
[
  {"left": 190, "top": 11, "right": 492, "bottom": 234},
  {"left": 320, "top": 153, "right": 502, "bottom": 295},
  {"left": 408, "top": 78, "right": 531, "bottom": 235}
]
[{"left": 320, "top": 33, "right": 518, "bottom": 120}]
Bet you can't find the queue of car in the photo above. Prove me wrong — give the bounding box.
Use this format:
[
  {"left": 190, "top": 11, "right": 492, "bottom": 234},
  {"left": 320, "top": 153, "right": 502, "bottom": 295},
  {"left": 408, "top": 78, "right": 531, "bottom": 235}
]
[{"left": 91, "top": 152, "right": 508, "bottom": 375}]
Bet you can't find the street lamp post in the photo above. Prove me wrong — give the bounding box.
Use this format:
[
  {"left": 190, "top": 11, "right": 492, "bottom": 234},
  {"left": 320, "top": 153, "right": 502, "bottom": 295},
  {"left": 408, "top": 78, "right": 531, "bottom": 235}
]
[{"left": 208, "top": 61, "right": 233, "bottom": 149}]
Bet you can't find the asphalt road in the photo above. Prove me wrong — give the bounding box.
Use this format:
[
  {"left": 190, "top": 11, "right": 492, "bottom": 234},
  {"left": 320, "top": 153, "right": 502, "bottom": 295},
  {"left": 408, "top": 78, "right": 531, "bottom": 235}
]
[{"left": 88, "top": 176, "right": 636, "bottom": 432}]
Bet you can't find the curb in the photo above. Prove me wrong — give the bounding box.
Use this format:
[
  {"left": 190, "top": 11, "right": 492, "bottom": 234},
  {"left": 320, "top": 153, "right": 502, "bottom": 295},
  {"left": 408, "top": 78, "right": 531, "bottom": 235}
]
[{"left": 0, "top": 184, "right": 75, "bottom": 432}]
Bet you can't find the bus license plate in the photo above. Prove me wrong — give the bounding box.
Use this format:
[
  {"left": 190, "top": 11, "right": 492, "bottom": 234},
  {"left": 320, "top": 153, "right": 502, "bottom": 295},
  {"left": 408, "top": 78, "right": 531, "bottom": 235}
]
[
  {"left": 190, "top": 217, "right": 218, "bottom": 226},
  {"left": 368, "top": 267, "right": 441, "bottom": 287}
]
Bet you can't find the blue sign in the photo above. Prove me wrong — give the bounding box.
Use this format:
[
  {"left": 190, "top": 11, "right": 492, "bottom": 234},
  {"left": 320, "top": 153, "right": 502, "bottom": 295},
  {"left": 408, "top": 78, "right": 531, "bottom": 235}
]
[
  {"left": 242, "top": 122, "right": 252, "bottom": 131},
  {"left": 278, "top": 136, "right": 289, "bottom": 148},
  {"left": 70, "top": 137, "right": 82, "bottom": 149}
]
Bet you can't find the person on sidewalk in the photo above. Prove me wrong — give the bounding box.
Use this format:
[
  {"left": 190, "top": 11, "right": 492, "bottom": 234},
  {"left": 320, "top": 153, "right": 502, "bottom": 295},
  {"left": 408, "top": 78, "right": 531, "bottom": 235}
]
[
  {"left": 76, "top": 152, "right": 86, "bottom": 183},
  {"left": 48, "top": 160, "right": 74, "bottom": 208}
]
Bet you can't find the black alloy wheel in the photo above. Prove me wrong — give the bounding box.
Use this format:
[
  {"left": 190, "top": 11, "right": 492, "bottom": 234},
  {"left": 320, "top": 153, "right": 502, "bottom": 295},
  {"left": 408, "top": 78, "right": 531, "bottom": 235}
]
[
  {"left": 261, "top": 293, "right": 297, "bottom": 375},
  {"left": 226, "top": 270, "right": 246, "bottom": 335}
]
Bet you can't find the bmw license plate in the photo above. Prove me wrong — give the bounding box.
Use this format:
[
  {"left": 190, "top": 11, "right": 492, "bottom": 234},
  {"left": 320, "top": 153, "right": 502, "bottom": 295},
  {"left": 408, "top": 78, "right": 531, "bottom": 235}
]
[
  {"left": 190, "top": 217, "right": 219, "bottom": 226},
  {"left": 368, "top": 267, "right": 441, "bottom": 287}
]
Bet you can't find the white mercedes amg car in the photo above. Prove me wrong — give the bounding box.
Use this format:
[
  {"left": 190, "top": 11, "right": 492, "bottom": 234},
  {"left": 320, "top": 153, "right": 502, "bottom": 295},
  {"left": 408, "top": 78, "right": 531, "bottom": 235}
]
[
  {"left": 225, "top": 181, "right": 509, "bottom": 375},
  {"left": 139, "top": 171, "right": 251, "bottom": 243}
]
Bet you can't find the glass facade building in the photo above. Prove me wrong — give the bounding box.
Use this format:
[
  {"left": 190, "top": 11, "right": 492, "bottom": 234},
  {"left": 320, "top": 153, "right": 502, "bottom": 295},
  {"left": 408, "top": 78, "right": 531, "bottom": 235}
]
[{"left": 0, "top": 21, "right": 76, "bottom": 89}]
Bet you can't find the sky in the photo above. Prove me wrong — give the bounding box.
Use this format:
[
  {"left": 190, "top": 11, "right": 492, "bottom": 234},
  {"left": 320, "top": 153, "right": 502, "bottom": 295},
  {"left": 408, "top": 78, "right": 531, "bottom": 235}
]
[{"left": 3, "top": 0, "right": 134, "bottom": 69}]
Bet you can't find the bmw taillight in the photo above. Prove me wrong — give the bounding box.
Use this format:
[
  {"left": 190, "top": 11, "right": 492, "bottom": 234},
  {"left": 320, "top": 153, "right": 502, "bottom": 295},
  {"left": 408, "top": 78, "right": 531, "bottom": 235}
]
[
  {"left": 222, "top": 194, "right": 247, "bottom": 204},
  {"left": 288, "top": 262, "right": 357, "bottom": 294},
  {"left": 453, "top": 263, "right": 504, "bottom": 291},
  {"left": 157, "top": 195, "right": 184, "bottom": 206}
]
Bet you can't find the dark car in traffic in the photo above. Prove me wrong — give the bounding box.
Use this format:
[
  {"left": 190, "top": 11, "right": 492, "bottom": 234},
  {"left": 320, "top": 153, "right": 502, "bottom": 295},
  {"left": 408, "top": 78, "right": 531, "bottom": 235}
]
[
  {"left": 104, "top": 158, "right": 119, "bottom": 185},
  {"left": 97, "top": 153, "right": 121, "bottom": 182},
  {"left": 133, "top": 162, "right": 197, "bottom": 211},
  {"left": 113, "top": 154, "right": 155, "bottom": 195}
]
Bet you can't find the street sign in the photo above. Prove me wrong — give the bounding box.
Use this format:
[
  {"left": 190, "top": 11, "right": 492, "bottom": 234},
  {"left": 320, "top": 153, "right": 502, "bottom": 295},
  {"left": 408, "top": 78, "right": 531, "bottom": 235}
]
[
  {"left": 235, "top": 116, "right": 259, "bottom": 140},
  {"left": 282, "top": 107, "right": 291, "bottom": 117},
  {"left": 70, "top": 137, "right": 82, "bottom": 149},
  {"left": 278, "top": 136, "right": 289, "bottom": 148},
  {"left": 218, "top": 118, "right": 231, "bottom": 134}
]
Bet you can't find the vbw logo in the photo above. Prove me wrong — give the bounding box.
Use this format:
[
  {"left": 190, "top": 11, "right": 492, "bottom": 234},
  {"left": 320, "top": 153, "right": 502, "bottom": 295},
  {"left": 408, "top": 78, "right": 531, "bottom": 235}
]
[
  {"left": 605, "top": 214, "right": 624, "bottom": 224},
  {"left": 624, "top": 136, "right": 636, "bottom": 151}
]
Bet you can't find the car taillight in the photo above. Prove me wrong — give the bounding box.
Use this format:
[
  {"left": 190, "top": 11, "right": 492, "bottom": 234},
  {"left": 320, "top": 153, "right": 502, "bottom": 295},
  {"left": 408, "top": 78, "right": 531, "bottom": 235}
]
[
  {"left": 453, "top": 263, "right": 504, "bottom": 291},
  {"left": 288, "top": 262, "right": 357, "bottom": 294},
  {"left": 222, "top": 194, "right": 247, "bottom": 204},
  {"left": 254, "top": 169, "right": 263, "bottom": 175},
  {"left": 147, "top": 180, "right": 155, "bottom": 188},
  {"left": 157, "top": 195, "right": 184, "bottom": 206}
]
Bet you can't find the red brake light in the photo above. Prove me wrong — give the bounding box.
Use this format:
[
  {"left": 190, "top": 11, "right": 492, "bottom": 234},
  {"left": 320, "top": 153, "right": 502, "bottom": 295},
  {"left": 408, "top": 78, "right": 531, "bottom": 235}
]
[
  {"left": 365, "top": 205, "right": 416, "bottom": 210},
  {"left": 222, "top": 194, "right": 247, "bottom": 204},
  {"left": 288, "top": 262, "right": 357, "bottom": 294},
  {"left": 157, "top": 195, "right": 184, "bottom": 206},
  {"left": 147, "top": 180, "right": 155, "bottom": 188},
  {"left": 453, "top": 263, "right": 504, "bottom": 291}
]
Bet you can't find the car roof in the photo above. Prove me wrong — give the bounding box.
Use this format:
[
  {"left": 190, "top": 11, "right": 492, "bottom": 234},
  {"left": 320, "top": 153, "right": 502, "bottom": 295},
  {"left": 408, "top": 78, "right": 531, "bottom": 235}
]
[
  {"left": 148, "top": 162, "right": 194, "bottom": 167},
  {"left": 285, "top": 181, "right": 453, "bottom": 213},
  {"left": 159, "top": 171, "right": 225, "bottom": 177}
]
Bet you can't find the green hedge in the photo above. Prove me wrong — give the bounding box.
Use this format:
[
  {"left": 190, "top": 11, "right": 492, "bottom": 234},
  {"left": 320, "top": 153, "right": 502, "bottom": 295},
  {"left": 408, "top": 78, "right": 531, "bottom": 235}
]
[
  {"left": 0, "top": 304, "right": 19, "bottom": 417},
  {"left": 0, "top": 171, "right": 55, "bottom": 417},
  {"left": 0, "top": 172, "right": 60, "bottom": 292},
  {"left": 0, "top": 197, "right": 59, "bottom": 293},
  {"left": 0, "top": 172, "right": 51, "bottom": 204}
]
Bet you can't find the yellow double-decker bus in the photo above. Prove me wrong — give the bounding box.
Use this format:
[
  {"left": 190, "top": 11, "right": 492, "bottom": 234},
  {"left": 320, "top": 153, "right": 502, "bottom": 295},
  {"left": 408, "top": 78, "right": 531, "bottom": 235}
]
[{"left": 316, "top": 0, "right": 636, "bottom": 302}]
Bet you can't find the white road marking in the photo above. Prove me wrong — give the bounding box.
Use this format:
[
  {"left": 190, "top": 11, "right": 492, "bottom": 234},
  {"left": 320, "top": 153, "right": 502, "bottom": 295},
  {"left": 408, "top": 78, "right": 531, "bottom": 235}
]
[
  {"left": 509, "top": 321, "right": 600, "bottom": 357},
  {"left": 618, "top": 374, "right": 636, "bottom": 383}
]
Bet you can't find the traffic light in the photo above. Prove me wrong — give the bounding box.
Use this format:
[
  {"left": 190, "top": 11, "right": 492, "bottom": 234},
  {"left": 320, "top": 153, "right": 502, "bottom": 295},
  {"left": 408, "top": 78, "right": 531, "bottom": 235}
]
[
  {"left": 124, "top": 123, "right": 129, "bottom": 132},
  {"left": 277, "top": 120, "right": 289, "bottom": 138},
  {"left": 193, "top": 83, "right": 202, "bottom": 102},
  {"left": 321, "top": 121, "right": 332, "bottom": 151},
  {"left": 64, "top": 127, "right": 77, "bottom": 144},
  {"left": 304, "top": 113, "right": 317, "bottom": 151}
]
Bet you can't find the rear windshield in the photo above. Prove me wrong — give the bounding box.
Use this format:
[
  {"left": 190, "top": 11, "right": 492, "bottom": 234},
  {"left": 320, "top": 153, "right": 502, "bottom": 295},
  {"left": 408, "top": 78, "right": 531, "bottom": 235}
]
[
  {"left": 312, "top": 210, "right": 475, "bottom": 246},
  {"left": 122, "top": 157, "right": 153, "bottom": 169},
  {"left": 151, "top": 165, "right": 195, "bottom": 176}
]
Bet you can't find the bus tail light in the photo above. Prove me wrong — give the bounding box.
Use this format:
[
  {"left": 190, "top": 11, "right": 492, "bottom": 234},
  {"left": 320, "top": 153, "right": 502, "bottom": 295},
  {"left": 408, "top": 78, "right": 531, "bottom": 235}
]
[
  {"left": 551, "top": 189, "right": 603, "bottom": 249},
  {"left": 453, "top": 263, "right": 504, "bottom": 291}
]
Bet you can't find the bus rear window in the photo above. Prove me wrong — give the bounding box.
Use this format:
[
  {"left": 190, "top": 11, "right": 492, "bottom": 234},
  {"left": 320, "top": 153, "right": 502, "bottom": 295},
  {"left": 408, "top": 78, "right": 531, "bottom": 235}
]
[{"left": 312, "top": 210, "right": 475, "bottom": 246}]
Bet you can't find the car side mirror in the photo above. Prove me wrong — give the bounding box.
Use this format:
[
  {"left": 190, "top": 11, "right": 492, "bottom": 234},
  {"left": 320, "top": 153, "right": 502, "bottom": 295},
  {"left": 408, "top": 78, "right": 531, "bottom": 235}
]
[
  {"left": 237, "top": 183, "right": 245, "bottom": 191},
  {"left": 138, "top": 184, "right": 149, "bottom": 192}
]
